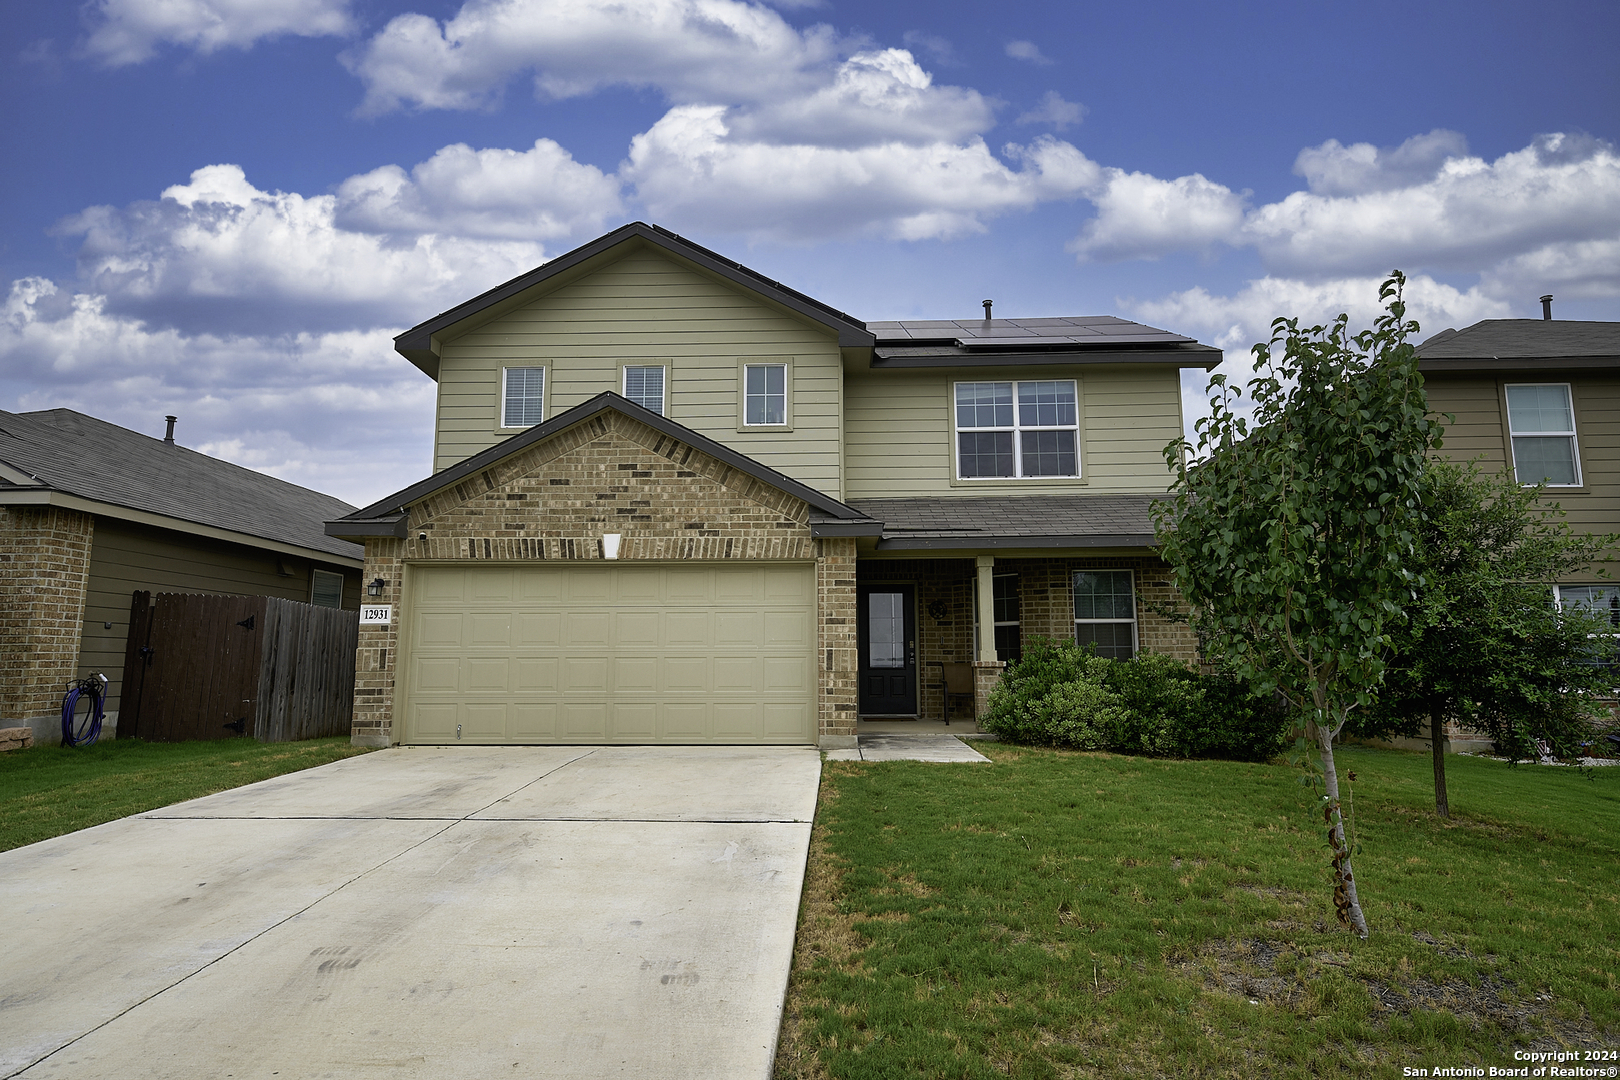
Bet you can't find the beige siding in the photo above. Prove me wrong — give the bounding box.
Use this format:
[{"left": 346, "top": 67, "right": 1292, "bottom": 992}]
[
  {"left": 433, "top": 246, "right": 844, "bottom": 498},
  {"left": 79, "top": 518, "right": 361, "bottom": 716},
  {"left": 1427, "top": 373, "right": 1620, "bottom": 538},
  {"left": 843, "top": 365, "right": 1184, "bottom": 498}
]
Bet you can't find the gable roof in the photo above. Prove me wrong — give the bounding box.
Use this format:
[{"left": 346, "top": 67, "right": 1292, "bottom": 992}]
[
  {"left": 0, "top": 409, "right": 362, "bottom": 563},
  {"left": 866, "top": 315, "right": 1222, "bottom": 369},
  {"left": 327, "top": 392, "right": 881, "bottom": 539},
  {"left": 394, "top": 222, "right": 876, "bottom": 378},
  {"left": 1416, "top": 319, "right": 1620, "bottom": 372}
]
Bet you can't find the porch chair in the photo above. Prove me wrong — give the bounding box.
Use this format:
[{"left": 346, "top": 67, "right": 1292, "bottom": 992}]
[{"left": 927, "top": 661, "right": 975, "bottom": 724}]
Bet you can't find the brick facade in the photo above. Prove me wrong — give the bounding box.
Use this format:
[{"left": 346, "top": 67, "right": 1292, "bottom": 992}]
[
  {"left": 0, "top": 507, "right": 95, "bottom": 729},
  {"left": 352, "top": 411, "right": 853, "bottom": 746}
]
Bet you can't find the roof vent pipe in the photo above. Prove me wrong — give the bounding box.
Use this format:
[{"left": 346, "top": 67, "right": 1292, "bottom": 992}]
[
  {"left": 982, "top": 299, "right": 993, "bottom": 320},
  {"left": 1541, "top": 294, "right": 1554, "bottom": 320},
  {"left": 163, "top": 415, "right": 177, "bottom": 444}
]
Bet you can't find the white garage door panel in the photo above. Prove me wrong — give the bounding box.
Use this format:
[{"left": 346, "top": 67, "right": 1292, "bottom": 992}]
[{"left": 404, "top": 564, "right": 816, "bottom": 744}]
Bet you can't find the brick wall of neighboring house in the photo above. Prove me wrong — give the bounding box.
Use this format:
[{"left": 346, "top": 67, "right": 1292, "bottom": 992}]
[
  {"left": 0, "top": 507, "right": 95, "bottom": 732},
  {"left": 353, "top": 410, "right": 856, "bottom": 745}
]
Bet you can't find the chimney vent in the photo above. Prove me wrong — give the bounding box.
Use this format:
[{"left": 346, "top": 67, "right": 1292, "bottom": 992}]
[
  {"left": 1541, "top": 294, "right": 1554, "bottom": 321},
  {"left": 982, "top": 299, "right": 993, "bottom": 320},
  {"left": 163, "top": 415, "right": 177, "bottom": 444}
]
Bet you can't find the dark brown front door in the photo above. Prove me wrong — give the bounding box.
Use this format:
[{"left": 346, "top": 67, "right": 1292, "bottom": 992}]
[{"left": 858, "top": 584, "right": 917, "bottom": 716}]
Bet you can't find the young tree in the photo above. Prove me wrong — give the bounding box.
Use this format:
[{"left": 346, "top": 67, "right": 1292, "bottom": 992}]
[
  {"left": 1352, "top": 458, "right": 1615, "bottom": 816},
  {"left": 1154, "top": 273, "right": 1436, "bottom": 940}
]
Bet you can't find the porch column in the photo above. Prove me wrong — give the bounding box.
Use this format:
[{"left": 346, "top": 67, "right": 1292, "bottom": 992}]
[{"left": 975, "top": 555, "right": 997, "bottom": 662}]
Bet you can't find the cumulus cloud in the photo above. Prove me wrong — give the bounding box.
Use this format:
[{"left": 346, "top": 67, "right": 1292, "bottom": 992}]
[
  {"left": 345, "top": 0, "right": 838, "bottom": 115},
  {"left": 1, "top": 278, "right": 433, "bottom": 505},
  {"left": 1245, "top": 132, "right": 1620, "bottom": 276},
  {"left": 335, "top": 139, "right": 622, "bottom": 240},
  {"left": 624, "top": 109, "right": 1095, "bottom": 241},
  {"left": 57, "top": 164, "right": 551, "bottom": 334},
  {"left": 83, "top": 0, "right": 354, "bottom": 66},
  {"left": 1016, "top": 91, "right": 1085, "bottom": 131},
  {"left": 1293, "top": 129, "right": 1470, "bottom": 196},
  {"left": 1004, "top": 40, "right": 1050, "bottom": 64},
  {"left": 1070, "top": 169, "right": 1247, "bottom": 261}
]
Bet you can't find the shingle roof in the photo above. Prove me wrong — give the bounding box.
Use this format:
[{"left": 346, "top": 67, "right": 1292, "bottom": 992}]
[
  {"left": 847, "top": 494, "right": 1165, "bottom": 549},
  {"left": 0, "top": 409, "right": 361, "bottom": 561},
  {"left": 1416, "top": 320, "right": 1620, "bottom": 370}
]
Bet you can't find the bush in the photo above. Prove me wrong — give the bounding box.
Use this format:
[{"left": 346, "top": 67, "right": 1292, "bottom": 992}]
[{"left": 980, "top": 638, "right": 1291, "bottom": 762}]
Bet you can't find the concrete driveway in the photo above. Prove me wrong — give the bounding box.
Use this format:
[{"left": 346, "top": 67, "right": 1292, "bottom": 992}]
[{"left": 1, "top": 746, "right": 821, "bottom": 1079}]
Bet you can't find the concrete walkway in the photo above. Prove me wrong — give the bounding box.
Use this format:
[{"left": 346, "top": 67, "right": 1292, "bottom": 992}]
[
  {"left": 1, "top": 746, "right": 820, "bottom": 1080},
  {"left": 826, "top": 734, "right": 992, "bottom": 763}
]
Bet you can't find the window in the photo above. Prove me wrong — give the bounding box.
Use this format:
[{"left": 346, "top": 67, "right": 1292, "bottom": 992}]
[
  {"left": 1074, "top": 570, "right": 1135, "bottom": 659},
  {"left": 971, "top": 574, "right": 1023, "bottom": 662},
  {"left": 744, "top": 363, "right": 787, "bottom": 426},
  {"left": 1555, "top": 585, "right": 1620, "bottom": 628},
  {"left": 623, "top": 365, "right": 665, "bottom": 415},
  {"left": 1506, "top": 383, "right": 1580, "bottom": 486},
  {"left": 955, "top": 380, "right": 1079, "bottom": 479},
  {"left": 502, "top": 367, "right": 545, "bottom": 428},
  {"left": 311, "top": 569, "right": 344, "bottom": 610}
]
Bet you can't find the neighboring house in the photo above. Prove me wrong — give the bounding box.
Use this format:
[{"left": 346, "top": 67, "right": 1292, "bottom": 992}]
[
  {"left": 0, "top": 409, "right": 364, "bottom": 744},
  {"left": 1416, "top": 308, "right": 1620, "bottom": 625},
  {"left": 326, "top": 222, "right": 1221, "bottom": 749}
]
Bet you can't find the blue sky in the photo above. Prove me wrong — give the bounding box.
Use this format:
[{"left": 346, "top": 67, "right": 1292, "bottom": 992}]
[{"left": 3, "top": 0, "right": 1617, "bottom": 505}]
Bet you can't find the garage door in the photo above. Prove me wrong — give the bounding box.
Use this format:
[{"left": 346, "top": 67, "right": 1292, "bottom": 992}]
[{"left": 402, "top": 563, "right": 816, "bottom": 744}]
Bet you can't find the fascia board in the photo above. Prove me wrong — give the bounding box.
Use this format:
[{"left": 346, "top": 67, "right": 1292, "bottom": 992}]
[
  {"left": 0, "top": 488, "right": 365, "bottom": 568},
  {"left": 873, "top": 533, "right": 1159, "bottom": 550},
  {"left": 324, "top": 515, "right": 409, "bottom": 540},
  {"left": 1418, "top": 356, "right": 1620, "bottom": 373}
]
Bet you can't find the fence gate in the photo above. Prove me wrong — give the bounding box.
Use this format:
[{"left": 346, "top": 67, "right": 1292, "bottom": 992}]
[{"left": 120, "top": 592, "right": 358, "bottom": 743}]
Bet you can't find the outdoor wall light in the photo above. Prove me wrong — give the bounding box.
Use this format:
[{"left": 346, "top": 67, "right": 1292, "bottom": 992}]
[
  {"left": 602, "top": 533, "right": 622, "bottom": 560},
  {"left": 367, "top": 577, "right": 388, "bottom": 597}
]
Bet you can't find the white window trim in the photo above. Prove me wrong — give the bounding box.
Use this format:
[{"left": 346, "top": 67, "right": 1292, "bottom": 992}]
[
  {"left": 737, "top": 358, "right": 793, "bottom": 431},
  {"left": 310, "top": 569, "right": 345, "bottom": 610},
  {"left": 1073, "top": 569, "right": 1137, "bottom": 658},
  {"left": 621, "top": 363, "right": 667, "bottom": 416},
  {"left": 499, "top": 366, "right": 547, "bottom": 431},
  {"left": 1505, "top": 382, "right": 1582, "bottom": 487},
  {"left": 953, "top": 379, "right": 1081, "bottom": 480}
]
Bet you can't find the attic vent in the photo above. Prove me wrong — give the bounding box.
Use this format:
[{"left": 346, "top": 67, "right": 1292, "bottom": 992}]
[
  {"left": 1541, "top": 294, "right": 1554, "bottom": 320},
  {"left": 982, "top": 299, "right": 993, "bottom": 319},
  {"left": 163, "top": 415, "right": 177, "bottom": 444}
]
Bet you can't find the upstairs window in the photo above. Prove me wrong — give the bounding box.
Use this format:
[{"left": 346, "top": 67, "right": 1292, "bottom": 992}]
[
  {"left": 744, "top": 363, "right": 787, "bottom": 426},
  {"left": 623, "top": 365, "right": 665, "bottom": 415},
  {"left": 502, "top": 367, "right": 545, "bottom": 428},
  {"left": 1506, "top": 383, "right": 1580, "bottom": 486},
  {"left": 1074, "top": 570, "right": 1135, "bottom": 659},
  {"left": 955, "top": 380, "right": 1079, "bottom": 479}
]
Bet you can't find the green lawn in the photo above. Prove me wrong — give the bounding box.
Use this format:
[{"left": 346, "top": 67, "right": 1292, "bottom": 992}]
[
  {"left": 0, "top": 736, "right": 375, "bottom": 852},
  {"left": 777, "top": 744, "right": 1620, "bottom": 1079}
]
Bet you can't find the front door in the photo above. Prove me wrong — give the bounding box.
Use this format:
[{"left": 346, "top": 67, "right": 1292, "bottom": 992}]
[{"left": 858, "top": 584, "right": 917, "bottom": 716}]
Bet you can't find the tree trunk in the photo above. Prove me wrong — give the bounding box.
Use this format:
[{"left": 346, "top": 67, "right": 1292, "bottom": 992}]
[
  {"left": 1430, "top": 705, "right": 1450, "bottom": 818},
  {"left": 1316, "top": 721, "right": 1370, "bottom": 939}
]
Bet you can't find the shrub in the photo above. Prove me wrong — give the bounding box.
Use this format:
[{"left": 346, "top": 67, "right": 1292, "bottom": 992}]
[{"left": 980, "top": 638, "right": 1291, "bottom": 762}]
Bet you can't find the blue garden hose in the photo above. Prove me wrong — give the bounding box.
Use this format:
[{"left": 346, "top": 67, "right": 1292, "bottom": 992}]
[{"left": 61, "top": 674, "right": 108, "bottom": 748}]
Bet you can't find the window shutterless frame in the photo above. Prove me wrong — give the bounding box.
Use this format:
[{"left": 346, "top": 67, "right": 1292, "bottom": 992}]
[
  {"left": 499, "top": 366, "right": 547, "bottom": 430},
  {"left": 311, "top": 569, "right": 345, "bottom": 610},
  {"left": 736, "top": 358, "right": 793, "bottom": 430},
  {"left": 1073, "top": 569, "right": 1136, "bottom": 660},
  {"left": 1504, "top": 382, "right": 1582, "bottom": 487},
  {"left": 953, "top": 380, "right": 1080, "bottom": 479},
  {"left": 621, "top": 364, "right": 666, "bottom": 415}
]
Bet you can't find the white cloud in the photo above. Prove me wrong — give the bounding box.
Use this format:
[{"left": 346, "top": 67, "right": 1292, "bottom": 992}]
[
  {"left": 624, "top": 108, "right": 1095, "bottom": 241},
  {"left": 1015, "top": 91, "right": 1085, "bottom": 132},
  {"left": 345, "top": 0, "right": 838, "bottom": 116},
  {"left": 1004, "top": 40, "right": 1050, "bottom": 65},
  {"left": 1293, "top": 129, "right": 1469, "bottom": 196},
  {"left": 335, "top": 139, "right": 623, "bottom": 240},
  {"left": 1069, "top": 169, "right": 1247, "bottom": 261},
  {"left": 58, "top": 164, "right": 552, "bottom": 334},
  {"left": 1, "top": 278, "right": 432, "bottom": 505},
  {"left": 83, "top": 0, "right": 354, "bottom": 66},
  {"left": 1246, "top": 132, "right": 1620, "bottom": 276}
]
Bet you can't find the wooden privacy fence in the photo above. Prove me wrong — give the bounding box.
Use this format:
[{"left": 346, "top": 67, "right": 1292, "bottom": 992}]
[{"left": 120, "top": 591, "right": 358, "bottom": 743}]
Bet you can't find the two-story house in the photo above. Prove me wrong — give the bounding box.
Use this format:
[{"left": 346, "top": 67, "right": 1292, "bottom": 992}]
[
  {"left": 326, "top": 223, "right": 1220, "bottom": 748},
  {"left": 1416, "top": 306, "right": 1620, "bottom": 624}
]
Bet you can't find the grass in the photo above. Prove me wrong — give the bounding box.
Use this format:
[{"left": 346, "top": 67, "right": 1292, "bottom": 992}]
[
  {"left": 0, "top": 736, "right": 375, "bottom": 852},
  {"left": 776, "top": 744, "right": 1620, "bottom": 1079}
]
